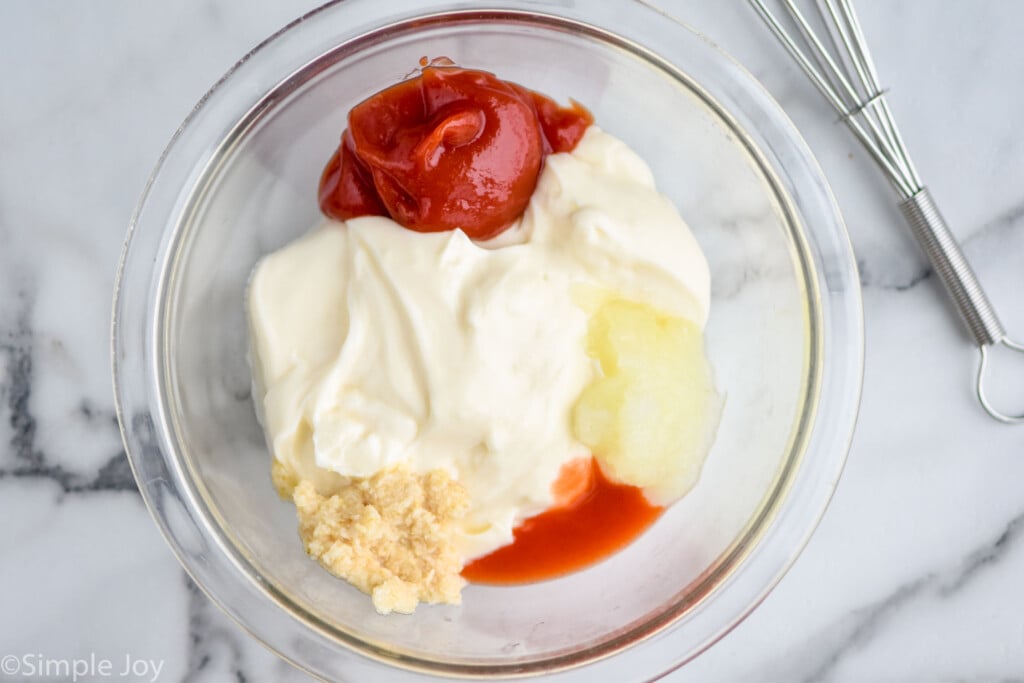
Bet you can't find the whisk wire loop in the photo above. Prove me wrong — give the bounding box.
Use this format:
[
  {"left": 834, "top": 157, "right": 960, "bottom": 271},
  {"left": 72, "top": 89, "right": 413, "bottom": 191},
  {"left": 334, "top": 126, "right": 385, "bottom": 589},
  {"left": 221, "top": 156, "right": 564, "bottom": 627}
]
[
  {"left": 748, "top": 0, "right": 918, "bottom": 197},
  {"left": 831, "top": 0, "right": 923, "bottom": 189}
]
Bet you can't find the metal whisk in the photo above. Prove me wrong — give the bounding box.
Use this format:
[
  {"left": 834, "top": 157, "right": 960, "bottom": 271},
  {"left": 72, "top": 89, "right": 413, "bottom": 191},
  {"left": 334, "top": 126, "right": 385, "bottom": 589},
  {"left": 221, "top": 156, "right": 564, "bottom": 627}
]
[{"left": 749, "top": 0, "right": 1024, "bottom": 423}]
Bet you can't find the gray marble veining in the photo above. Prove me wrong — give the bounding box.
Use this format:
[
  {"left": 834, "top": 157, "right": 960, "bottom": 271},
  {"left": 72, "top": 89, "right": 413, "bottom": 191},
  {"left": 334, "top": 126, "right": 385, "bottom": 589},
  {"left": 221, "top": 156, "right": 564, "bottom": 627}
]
[{"left": 2, "top": 1, "right": 1023, "bottom": 681}]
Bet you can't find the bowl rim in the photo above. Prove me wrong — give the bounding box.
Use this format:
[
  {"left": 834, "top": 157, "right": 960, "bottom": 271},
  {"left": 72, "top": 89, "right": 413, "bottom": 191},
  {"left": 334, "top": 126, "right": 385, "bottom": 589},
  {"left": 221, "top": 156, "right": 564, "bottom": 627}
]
[{"left": 112, "top": 0, "right": 864, "bottom": 680}]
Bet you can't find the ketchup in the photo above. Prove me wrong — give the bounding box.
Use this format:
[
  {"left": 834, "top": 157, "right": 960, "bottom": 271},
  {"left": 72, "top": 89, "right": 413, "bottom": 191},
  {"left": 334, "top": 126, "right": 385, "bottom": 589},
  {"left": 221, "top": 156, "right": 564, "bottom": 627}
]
[
  {"left": 462, "top": 457, "right": 663, "bottom": 584},
  {"left": 319, "top": 62, "right": 593, "bottom": 240}
]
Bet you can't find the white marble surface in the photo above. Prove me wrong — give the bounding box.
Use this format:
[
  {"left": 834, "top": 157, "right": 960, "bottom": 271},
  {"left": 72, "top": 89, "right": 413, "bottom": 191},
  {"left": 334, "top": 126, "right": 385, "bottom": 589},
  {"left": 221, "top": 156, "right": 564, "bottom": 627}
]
[{"left": 1, "top": 1, "right": 1022, "bottom": 681}]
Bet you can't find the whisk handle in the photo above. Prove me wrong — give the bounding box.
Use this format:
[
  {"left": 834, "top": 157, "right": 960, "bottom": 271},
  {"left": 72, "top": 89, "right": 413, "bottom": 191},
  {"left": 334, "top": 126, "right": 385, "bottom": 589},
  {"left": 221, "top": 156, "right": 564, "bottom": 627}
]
[{"left": 898, "top": 188, "right": 1006, "bottom": 347}]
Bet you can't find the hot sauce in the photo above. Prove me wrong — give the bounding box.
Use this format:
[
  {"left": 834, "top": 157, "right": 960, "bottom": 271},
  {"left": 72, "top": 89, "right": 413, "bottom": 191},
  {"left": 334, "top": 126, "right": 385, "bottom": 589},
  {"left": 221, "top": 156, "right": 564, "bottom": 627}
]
[
  {"left": 462, "top": 457, "right": 662, "bottom": 584},
  {"left": 319, "top": 62, "right": 593, "bottom": 240}
]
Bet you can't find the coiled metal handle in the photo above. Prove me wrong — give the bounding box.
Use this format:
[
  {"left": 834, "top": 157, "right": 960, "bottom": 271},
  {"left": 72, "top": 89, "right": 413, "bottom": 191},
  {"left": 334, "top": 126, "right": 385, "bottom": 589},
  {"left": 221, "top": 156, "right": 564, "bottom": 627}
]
[
  {"left": 899, "top": 188, "right": 1003, "bottom": 345},
  {"left": 899, "top": 188, "right": 1024, "bottom": 423}
]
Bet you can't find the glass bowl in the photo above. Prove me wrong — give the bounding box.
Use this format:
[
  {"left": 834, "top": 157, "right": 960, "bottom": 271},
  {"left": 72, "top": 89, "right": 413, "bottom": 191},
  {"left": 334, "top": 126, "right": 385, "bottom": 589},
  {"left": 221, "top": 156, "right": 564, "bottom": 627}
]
[{"left": 112, "top": 0, "right": 863, "bottom": 679}]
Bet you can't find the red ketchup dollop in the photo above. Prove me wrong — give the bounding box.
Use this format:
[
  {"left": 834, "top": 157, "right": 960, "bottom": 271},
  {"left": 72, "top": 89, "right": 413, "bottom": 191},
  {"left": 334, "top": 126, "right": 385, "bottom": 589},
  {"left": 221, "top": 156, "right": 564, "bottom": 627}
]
[{"left": 318, "top": 61, "right": 593, "bottom": 240}]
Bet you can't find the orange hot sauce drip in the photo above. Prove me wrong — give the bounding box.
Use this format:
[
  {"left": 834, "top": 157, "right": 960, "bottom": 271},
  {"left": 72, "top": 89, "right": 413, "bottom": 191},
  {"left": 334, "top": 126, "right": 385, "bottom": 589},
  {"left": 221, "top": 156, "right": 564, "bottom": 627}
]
[
  {"left": 318, "top": 61, "right": 593, "bottom": 240},
  {"left": 462, "top": 458, "right": 663, "bottom": 584}
]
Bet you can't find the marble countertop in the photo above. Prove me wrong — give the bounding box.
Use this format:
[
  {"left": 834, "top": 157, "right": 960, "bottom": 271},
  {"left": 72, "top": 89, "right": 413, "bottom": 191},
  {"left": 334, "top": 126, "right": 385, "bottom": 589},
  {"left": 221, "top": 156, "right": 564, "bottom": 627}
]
[{"left": 2, "top": 1, "right": 1022, "bottom": 681}]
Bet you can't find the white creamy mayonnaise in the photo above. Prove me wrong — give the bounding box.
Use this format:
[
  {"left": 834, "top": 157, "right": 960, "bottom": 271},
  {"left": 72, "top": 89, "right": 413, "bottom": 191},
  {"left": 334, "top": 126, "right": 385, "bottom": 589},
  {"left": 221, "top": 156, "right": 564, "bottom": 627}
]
[{"left": 248, "top": 128, "right": 710, "bottom": 558}]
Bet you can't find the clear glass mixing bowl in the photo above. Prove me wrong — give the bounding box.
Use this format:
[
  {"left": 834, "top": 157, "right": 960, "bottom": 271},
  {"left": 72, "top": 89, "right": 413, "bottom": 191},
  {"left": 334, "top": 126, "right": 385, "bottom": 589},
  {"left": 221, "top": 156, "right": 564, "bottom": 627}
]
[{"left": 112, "top": 0, "right": 863, "bottom": 679}]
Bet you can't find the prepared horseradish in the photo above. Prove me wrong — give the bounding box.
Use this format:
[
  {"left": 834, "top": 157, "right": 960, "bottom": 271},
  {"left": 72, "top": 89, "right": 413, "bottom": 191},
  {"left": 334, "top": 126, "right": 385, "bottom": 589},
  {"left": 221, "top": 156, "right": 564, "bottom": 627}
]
[{"left": 247, "top": 61, "right": 718, "bottom": 614}]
